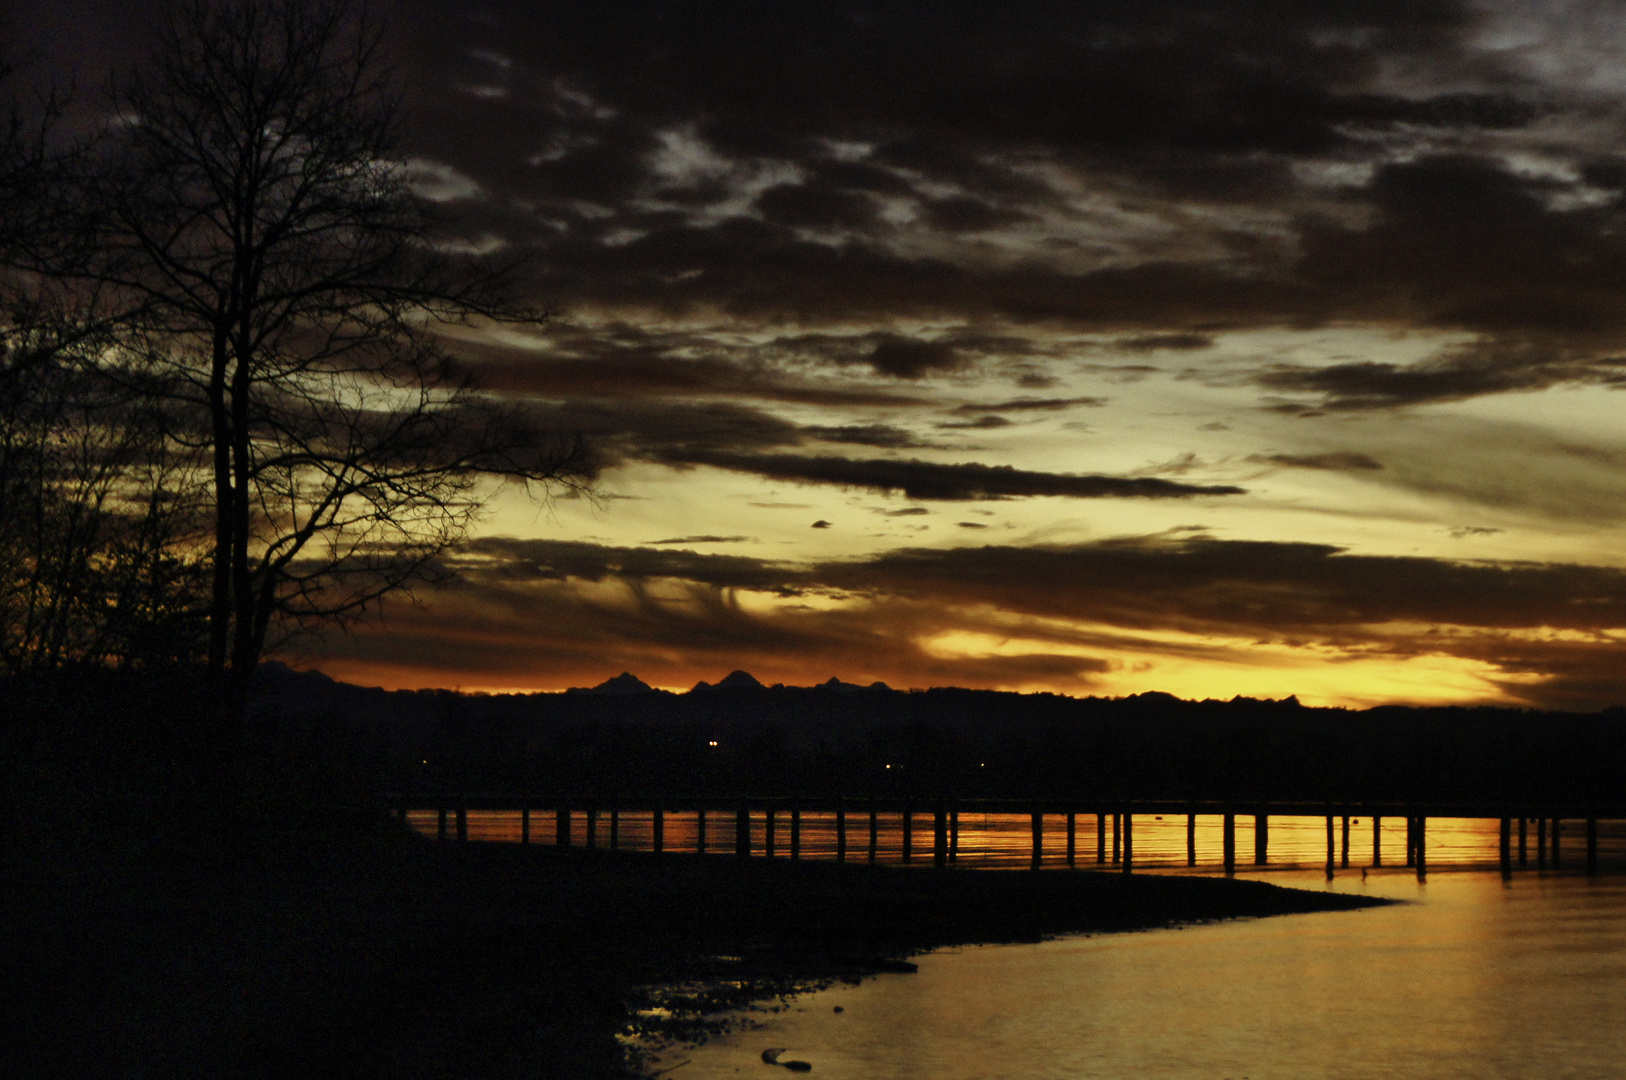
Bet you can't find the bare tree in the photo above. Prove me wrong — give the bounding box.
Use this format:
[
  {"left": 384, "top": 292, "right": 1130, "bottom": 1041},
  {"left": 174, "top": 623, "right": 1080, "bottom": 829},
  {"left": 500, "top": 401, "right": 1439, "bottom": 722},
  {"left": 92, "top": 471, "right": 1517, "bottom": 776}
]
[
  {"left": 78, "top": 0, "right": 588, "bottom": 731},
  {"left": 0, "top": 50, "right": 148, "bottom": 674},
  {"left": 0, "top": 346, "right": 210, "bottom": 675}
]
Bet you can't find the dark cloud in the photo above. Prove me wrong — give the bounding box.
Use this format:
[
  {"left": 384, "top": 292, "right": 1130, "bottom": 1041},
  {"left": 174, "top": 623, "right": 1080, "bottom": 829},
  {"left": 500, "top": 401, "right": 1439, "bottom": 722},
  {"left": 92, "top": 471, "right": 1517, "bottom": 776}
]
[
  {"left": 50, "top": 0, "right": 1626, "bottom": 410},
  {"left": 305, "top": 534, "right": 1626, "bottom": 706},
  {"left": 515, "top": 219, "right": 1317, "bottom": 328},
  {"left": 754, "top": 183, "right": 880, "bottom": 230},
  {"left": 647, "top": 535, "right": 754, "bottom": 545},
  {"left": 935, "top": 415, "right": 1011, "bottom": 430},
  {"left": 1255, "top": 349, "right": 1619, "bottom": 412},
  {"left": 955, "top": 397, "right": 1106, "bottom": 413},
  {"left": 803, "top": 424, "right": 934, "bottom": 449},
  {"left": 295, "top": 541, "right": 1121, "bottom": 694},
  {"left": 668, "top": 451, "right": 1246, "bottom": 500},
  {"left": 1250, "top": 452, "right": 1383, "bottom": 471},
  {"left": 866, "top": 335, "right": 965, "bottom": 379},
  {"left": 455, "top": 537, "right": 801, "bottom": 593},
  {"left": 1252, "top": 154, "right": 1626, "bottom": 407},
  {"left": 401, "top": 0, "right": 1487, "bottom": 184},
  {"left": 1116, "top": 333, "right": 1215, "bottom": 353},
  {"left": 767, "top": 328, "right": 1048, "bottom": 379},
  {"left": 1300, "top": 155, "right": 1626, "bottom": 338},
  {"left": 505, "top": 399, "right": 799, "bottom": 475},
  {"left": 455, "top": 326, "right": 930, "bottom": 408},
  {"left": 818, "top": 537, "right": 1626, "bottom": 638},
  {"left": 922, "top": 195, "right": 1028, "bottom": 233},
  {"left": 375, "top": 0, "right": 1626, "bottom": 399}
]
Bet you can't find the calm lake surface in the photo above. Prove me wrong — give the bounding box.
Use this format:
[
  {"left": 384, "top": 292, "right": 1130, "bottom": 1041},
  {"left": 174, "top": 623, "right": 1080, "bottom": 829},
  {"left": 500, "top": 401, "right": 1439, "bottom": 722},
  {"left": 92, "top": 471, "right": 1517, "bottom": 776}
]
[{"left": 651, "top": 868, "right": 1626, "bottom": 1080}]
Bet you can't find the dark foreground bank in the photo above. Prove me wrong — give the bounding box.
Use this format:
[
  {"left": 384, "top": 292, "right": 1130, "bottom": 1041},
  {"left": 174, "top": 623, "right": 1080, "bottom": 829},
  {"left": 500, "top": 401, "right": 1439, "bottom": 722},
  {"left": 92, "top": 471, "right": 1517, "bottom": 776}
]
[{"left": 3, "top": 804, "right": 1386, "bottom": 1080}]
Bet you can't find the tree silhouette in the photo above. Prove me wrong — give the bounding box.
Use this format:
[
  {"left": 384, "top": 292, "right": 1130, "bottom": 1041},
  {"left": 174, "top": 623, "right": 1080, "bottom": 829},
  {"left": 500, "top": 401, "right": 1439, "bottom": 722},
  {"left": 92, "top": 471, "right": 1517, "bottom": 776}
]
[
  {"left": 74, "top": 0, "right": 589, "bottom": 738},
  {"left": 2, "top": 50, "right": 208, "bottom": 674}
]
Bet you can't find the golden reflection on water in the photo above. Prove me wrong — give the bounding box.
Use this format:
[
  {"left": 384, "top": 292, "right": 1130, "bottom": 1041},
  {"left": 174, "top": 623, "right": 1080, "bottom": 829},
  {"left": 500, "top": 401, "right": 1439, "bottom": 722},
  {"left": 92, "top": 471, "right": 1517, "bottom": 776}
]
[
  {"left": 403, "top": 809, "right": 1626, "bottom": 871},
  {"left": 657, "top": 871, "right": 1626, "bottom": 1080}
]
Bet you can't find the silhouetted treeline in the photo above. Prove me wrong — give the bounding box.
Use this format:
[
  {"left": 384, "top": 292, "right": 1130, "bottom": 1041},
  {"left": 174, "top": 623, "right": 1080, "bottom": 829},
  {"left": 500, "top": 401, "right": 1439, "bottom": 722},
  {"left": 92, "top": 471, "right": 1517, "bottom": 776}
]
[
  {"left": 245, "top": 666, "right": 1626, "bottom": 808},
  {"left": 1, "top": 1, "right": 589, "bottom": 742}
]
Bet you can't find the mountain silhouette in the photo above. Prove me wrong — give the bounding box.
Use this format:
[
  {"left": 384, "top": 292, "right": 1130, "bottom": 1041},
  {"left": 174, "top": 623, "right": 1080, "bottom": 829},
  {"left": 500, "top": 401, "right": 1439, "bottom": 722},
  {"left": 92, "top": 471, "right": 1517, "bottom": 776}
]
[{"left": 571, "top": 672, "right": 657, "bottom": 695}]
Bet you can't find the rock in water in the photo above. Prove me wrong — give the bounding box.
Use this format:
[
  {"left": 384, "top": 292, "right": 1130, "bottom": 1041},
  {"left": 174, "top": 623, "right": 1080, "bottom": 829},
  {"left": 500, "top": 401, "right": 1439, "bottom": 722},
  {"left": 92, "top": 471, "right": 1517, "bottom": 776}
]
[{"left": 761, "top": 1048, "right": 813, "bottom": 1071}]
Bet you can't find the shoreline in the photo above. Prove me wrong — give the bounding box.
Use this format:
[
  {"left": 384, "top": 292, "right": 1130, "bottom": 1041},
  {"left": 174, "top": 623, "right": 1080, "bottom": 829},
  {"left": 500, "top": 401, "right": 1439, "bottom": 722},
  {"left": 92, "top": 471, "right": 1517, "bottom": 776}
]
[{"left": 7, "top": 813, "right": 1389, "bottom": 1079}]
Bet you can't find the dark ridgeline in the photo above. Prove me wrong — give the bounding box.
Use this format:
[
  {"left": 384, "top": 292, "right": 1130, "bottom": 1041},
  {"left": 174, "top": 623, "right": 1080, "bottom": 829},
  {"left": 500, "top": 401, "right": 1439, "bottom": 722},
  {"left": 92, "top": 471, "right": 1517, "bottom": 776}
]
[{"left": 250, "top": 664, "right": 1626, "bottom": 810}]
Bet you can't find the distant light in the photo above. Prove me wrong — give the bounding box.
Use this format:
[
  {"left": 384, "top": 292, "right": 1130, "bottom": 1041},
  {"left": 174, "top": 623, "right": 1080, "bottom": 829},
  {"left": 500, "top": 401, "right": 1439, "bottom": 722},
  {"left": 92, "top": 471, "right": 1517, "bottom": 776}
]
[
  {"left": 708, "top": 740, "right": 718, "bottom": 747},
  {"left": 885, "top": 764, "right": 891, "bottom": 769}
]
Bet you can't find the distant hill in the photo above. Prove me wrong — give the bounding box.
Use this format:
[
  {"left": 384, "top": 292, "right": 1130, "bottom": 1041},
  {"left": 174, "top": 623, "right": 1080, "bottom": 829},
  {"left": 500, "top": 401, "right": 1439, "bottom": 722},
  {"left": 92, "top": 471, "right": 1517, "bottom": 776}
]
[
  {"left": 249, "top": 663, "right": 1626, "bottom": 806},
  {"left": 568, "top": 672, "right": 659, "bottom": 695}
]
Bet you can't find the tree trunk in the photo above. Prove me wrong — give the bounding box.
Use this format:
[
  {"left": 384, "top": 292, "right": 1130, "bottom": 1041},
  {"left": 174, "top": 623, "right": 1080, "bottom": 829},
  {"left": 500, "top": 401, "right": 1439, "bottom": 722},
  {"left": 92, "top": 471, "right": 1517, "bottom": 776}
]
[{"left": 207, "top": 333, "right": 233, "bottom": 672}]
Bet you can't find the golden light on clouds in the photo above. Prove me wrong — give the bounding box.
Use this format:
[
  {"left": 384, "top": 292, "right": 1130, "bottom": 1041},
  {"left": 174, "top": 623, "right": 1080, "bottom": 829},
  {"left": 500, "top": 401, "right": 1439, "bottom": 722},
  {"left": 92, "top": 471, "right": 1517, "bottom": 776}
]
[{"left": 203, "top": 0, "right": 1626, "bottom": 710}]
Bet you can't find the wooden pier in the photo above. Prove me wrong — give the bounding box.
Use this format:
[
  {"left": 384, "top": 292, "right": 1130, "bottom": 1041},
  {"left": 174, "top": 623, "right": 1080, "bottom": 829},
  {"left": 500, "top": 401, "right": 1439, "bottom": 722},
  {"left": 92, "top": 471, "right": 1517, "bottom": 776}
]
[{"left": 400, "top": 795, "right": 1623, "bottom": 878}]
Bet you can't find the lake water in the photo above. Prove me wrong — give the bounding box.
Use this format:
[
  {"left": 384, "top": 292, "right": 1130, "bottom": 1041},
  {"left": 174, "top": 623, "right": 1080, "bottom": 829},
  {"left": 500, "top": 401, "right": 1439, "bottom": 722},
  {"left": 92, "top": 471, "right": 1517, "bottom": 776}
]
[{"left": 649, "top": 868, "right": 1626, "bottom": 1080}]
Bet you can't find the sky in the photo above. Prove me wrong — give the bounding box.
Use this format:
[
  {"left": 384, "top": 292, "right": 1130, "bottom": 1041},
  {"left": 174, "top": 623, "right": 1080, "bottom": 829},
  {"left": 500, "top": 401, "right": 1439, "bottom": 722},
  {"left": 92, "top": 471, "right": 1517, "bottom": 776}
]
[{"left": 25, "top": 1, "right": 1626, "bottom": 708}]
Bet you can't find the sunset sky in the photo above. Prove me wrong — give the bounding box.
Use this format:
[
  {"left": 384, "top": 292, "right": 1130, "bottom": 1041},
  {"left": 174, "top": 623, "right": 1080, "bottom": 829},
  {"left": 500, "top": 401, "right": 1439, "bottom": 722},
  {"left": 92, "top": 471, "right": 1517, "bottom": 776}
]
[{"left": 28, "top": 1, "right": 1626, "bottom": 708}]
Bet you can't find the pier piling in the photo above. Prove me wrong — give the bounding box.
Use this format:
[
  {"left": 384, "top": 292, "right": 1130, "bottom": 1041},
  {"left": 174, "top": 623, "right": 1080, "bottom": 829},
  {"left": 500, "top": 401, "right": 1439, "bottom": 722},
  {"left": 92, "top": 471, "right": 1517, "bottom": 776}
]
[
  {"left": 1222, "top": 812, "right": 1236, "bottom": 875},
  {"left": 1373, "top": 815, "right": 1382, "bottom": 868},
  {"left": 791, "top": 806, "right": 802, "bottom": 860},
  {"left": 1187, "top": 812, "right": 1197, "bottom": 868},
  {"left": 835, "top": 801, "right": 846, "bottom": 863},
  {"left": 652, "top": 804, "right": 664, "bottom": 855},
  {"left": 1341, "top": 815, "right": 1350, "bottom": 869},
  {"left": 1030, "top": 809, "right": 1043, "bottom": 870},
  {"left": 1254, "top": 812, "right": 1268, "bottom": 866},
  {"left": 555, "top": 807, "right": 568, "bottom": 849},
  {"left": 1122, "top": 814, "right": 1134, "bottom": 873},
  {"left": 934, "top": 806, "right": 948, "bottom": 868},
  {"left": 1097, "top": 813, "right": 1106, "bottom": 864},
  {"left": 1067, "top": 812, "right": 1077, "bottom": 868},
  {"left": 736, "top": 803, "right": 750, "bottom": 857}
]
